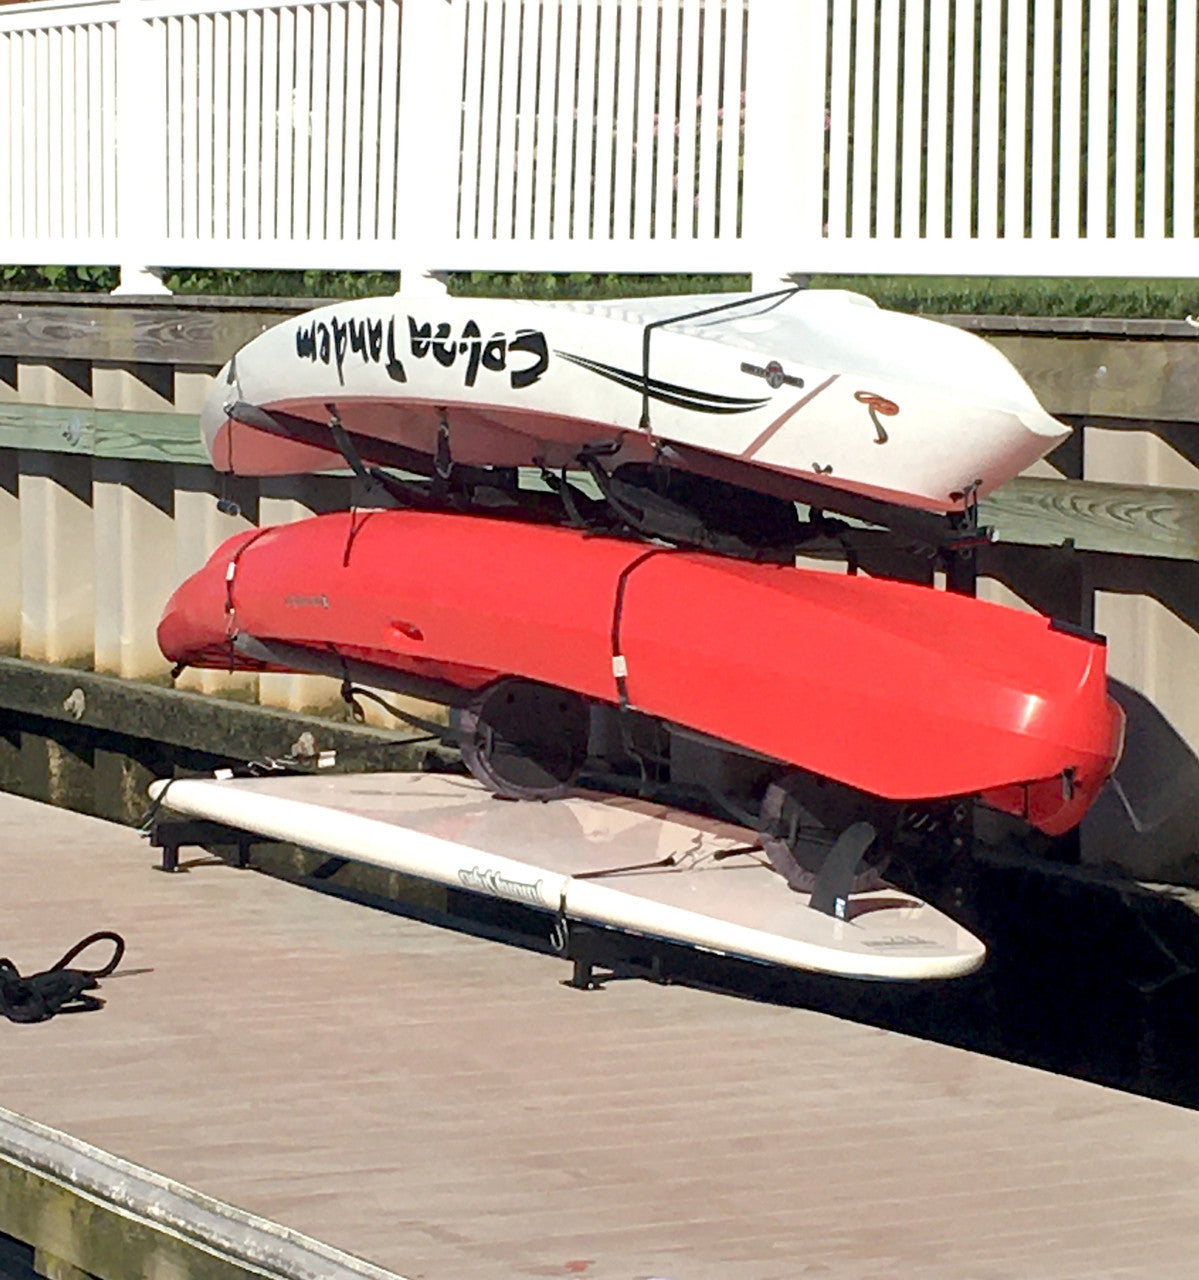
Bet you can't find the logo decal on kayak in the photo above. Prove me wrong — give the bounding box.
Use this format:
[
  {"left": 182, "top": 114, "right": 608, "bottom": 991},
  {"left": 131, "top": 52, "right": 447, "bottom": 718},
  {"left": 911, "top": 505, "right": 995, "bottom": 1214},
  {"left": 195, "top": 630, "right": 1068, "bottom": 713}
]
[
  {"left": 557, "top": 352, "right": 769, "bottom": 415},
  {"left": 295, "top": 313, "right": 550, "bottom": 390},
  {"left": 741, "top": 359, "right": 804, "bottom": 390}
]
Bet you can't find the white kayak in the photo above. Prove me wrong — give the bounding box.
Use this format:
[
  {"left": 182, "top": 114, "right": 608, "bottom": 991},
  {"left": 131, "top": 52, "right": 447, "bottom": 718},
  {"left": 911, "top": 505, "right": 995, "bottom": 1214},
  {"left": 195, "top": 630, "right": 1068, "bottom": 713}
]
[
  {"left": 202, "top": 289, "right": 1067, "bottom": 515},
  {"left": 149, "top": 772, "right": 986, "bottom": 982}
]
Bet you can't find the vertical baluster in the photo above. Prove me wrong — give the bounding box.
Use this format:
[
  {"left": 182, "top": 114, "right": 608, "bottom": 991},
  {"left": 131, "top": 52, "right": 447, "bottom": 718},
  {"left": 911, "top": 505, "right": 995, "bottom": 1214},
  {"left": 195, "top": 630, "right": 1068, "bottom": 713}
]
[
  {"left": 358, "top": 0, "right": 382, "bottom": 241},
  {"left": 693, "top": 0, "right": 720, "bottom": 239},
  {"left": 899, "top": 0, "right": 925, "bottom": 240},
  {"left": 591, "top": 0, "right": 618, "bottom": 238},
  {"left": 848, "top": 0, "right": 876, "bottom": 240},
  {"left": 611, "top": 0, "right": 638, "bottom": 240},
  {"left": 513, "top": 0, "right": 541, "bottom": 239},
  {"left": 308, "top": 2, "right": 331, "bottom": 241},
  {"left": 276, "top": 5, "right": 297, "bottom": 241},
  {"left": 243, "top": 7, "right": 262, "bottom": 243},
  {"left": 532, "top": 0, "right": 560, "bottom": 241},
  {"left": 49, "top": 26, "right": 64, "bottom": 240},
  {"left": 376, "top": 0, "right": 400, "bottom": 239},
  {"left": 495, "top": 0, "right": 523, "bottom": 238},
  {"left": 976, "top": 0, "right": 1002, "bottom": 241},
  {"left": 213, "top": 11, "right": 230, "bottom": 241},
  {"left": 1085, "top": 0, "right": 1110, "bottom": 239},
  {"left": 571, "top": 0, "right": 598, "bottom": 239},
  {"left": 1142, "top": 0, "right": 1167, "bottom": 239},
  {"left": 1113, "top": 0, "right": 1138, "bottom": 238},
  {"left": 650, "top": 0, "right": 679, "bottom": 242},
  {"left": 1029, "top": 0, "right": 1055, "bottom": 240},
  {"left": 673, "top": 0, "right": 699, "bottom": 241},
  {"left": 875, "top": 0, "right": 901, "bottom": 240},
  {"left": 476, "top": 0, "right": 503, "bottom": 239},
  {"left": 229, "top": 10, "right": 246, "bottom": 242},
  {"left": 949, "top": 0, "right": 974, "bottom": 240},
  {"left": 324, "top": 0, "right": 348, "bottom": 243},
  {"left": 1056, "top": 0, "right": 1083, "bottom": 242},
  {"left": 924, "top": 0, "right": 949, "bottom": 239},
  {"left": 1175, "top": 0, "right": 1197, "bottom": 241}
]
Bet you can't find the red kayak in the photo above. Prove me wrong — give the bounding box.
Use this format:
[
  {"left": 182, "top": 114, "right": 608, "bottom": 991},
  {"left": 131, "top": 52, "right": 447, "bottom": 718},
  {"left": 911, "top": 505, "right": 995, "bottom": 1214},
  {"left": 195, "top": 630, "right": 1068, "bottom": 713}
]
[{"left": 158, "top": 509, "right": 1124, "bottom": 835}]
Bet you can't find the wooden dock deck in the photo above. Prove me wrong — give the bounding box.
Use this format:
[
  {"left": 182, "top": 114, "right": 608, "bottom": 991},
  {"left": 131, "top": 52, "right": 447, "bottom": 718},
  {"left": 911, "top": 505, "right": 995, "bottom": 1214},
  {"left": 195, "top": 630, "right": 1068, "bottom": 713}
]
[{"left": 4, "top": 789, "right": 1199, "bottom": 1279}]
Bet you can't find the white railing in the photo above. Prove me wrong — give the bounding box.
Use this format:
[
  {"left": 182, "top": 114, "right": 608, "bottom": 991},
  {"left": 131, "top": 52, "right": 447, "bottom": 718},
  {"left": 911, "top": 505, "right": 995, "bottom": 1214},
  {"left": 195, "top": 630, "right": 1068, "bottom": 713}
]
[{"left": 2, "top": 0, "right": 1198, "bottom": 291}]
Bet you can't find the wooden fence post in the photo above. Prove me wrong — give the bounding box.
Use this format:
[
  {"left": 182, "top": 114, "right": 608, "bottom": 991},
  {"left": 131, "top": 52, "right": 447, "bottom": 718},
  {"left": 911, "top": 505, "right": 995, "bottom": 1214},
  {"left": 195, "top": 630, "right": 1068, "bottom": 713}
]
[
  {"left": 113, "top": 0, "right": 170, "bottom": 294},
  {"left": 743, "top": 0, "right": 828, "bottom": 288},
  {"left": 393, "top": 0, "right": 459, "bottom": 291}
]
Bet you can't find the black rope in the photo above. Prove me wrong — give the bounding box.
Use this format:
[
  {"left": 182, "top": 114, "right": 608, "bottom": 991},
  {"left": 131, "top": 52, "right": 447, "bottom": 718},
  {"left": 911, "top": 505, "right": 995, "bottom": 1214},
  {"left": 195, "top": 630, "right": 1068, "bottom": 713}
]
[
  {"left": 0, "top": 932, "right": 125, "bottom": 1024},
  {"left": 639, "top": 286, "right": 801, "bottom": 434},
  {"left": 572, "top": 843, "right": 762, "bottom": 881},
  {"left": 137, "top": 776, "right": 179, "bottom": 833},
  {"left": 610, "top": 548, "right": 666, "bottom": 708}
]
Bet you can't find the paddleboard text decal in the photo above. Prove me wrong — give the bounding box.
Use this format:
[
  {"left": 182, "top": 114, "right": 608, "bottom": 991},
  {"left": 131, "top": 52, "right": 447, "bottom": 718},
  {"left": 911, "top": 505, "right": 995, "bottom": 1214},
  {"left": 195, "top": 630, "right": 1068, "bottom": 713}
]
[
  {"left": 459, "top": 865, "right": 547, "bottom": 905},
  {"left": 408, "top": 318, "right": 550, "bottom": 389},
  {"left": 862, "top": 934, "right": 939, "bottom": 950}
]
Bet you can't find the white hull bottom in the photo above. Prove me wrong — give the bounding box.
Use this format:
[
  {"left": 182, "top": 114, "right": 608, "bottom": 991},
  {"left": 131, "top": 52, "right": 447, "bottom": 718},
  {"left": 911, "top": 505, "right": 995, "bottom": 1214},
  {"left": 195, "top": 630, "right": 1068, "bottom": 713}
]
[{"left": 149, "top": 772, "right": 985, "bottom": 982}]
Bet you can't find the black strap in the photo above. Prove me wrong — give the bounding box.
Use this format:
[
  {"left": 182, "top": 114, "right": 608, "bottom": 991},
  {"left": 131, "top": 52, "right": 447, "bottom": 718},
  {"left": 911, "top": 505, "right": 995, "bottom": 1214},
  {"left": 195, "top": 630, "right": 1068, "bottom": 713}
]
[
  {"left": 809, "top": 823, "right": 877, "bottom": 920},
  {"left": 0, "top": 932, "right": 125, "bottom": 1024},
  {"left": 339, "top": 678, "right": 451, "bottom": 743}
]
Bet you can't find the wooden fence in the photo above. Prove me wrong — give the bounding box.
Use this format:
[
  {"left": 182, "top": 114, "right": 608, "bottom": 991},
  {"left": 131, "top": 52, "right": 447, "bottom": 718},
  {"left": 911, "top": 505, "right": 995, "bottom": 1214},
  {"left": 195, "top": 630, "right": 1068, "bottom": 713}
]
[{"left": 3, "top": 0, "right": 1199, "bottom": 291}]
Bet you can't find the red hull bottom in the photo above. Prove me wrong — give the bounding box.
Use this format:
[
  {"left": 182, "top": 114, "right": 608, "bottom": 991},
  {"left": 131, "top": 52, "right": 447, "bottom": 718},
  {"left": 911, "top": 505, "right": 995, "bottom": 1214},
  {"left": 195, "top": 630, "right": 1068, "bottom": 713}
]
[{"left": 158, "top": 510, "right": 1124, "bottom": 836}]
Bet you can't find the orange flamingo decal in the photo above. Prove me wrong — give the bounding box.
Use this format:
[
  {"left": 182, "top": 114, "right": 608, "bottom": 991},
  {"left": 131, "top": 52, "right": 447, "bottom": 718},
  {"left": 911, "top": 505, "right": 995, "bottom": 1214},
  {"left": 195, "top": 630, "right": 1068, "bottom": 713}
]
[{"left": 854, "top": 391, "right": 899, "bottom": 444}]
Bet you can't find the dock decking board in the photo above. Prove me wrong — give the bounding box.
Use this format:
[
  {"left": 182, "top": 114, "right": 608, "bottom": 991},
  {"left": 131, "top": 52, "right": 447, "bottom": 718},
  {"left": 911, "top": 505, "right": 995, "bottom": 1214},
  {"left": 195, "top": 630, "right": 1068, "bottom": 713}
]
[{"left": 3, "top": 790, "right": 1199, "bottom": 1279}]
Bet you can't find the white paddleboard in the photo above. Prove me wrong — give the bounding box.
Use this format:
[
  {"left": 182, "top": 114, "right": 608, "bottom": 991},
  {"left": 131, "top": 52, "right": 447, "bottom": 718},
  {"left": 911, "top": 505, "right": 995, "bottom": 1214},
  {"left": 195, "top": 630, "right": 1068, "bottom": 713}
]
[{"left": 148, "top": 772, "right": 985, "bottom": 982}]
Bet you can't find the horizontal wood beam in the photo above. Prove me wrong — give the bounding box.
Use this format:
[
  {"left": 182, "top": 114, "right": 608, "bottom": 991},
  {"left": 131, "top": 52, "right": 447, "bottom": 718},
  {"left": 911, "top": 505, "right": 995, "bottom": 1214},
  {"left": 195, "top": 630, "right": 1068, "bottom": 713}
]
[
  {"left": 981, "top": 476, "right": 1199, "bottom": 561},
  {"left": 0, "top": 404, "right": 207, "bottom": 464},
  {"left": 0, "top": 1105, "right": 401, "bottom": 1280},
  {"left": 0, "top": 657, "right": 428, "bottom": 774},
  {"left": 0, "top": 296, "right": 311, "bottom": 367}
]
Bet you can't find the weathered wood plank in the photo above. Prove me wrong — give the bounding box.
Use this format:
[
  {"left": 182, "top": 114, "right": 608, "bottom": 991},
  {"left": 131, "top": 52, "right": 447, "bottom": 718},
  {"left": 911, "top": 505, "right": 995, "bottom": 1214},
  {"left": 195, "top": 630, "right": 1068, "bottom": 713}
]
[
  {"left": 0, "top": 297, "right": 306, "bottom": 366},
  {"left": 0, "top": 404, "right": 207, "bottom": 463},
  {"left": 0, "top": 1108, "right": 401, "bottom": 1280},
  {"left": 981, "top": 475, "right": 1199, "bottom": 561},
  {"left": 0, "top": 656, "right": 428, "bottom": 774},
  {"left": 985, "top": 331, "right": 1199, "bottom": 422}
]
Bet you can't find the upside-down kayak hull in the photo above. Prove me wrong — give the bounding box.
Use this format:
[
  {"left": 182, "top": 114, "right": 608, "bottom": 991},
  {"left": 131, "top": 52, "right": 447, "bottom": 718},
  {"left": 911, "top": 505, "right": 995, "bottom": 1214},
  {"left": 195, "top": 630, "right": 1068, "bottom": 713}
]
[
  {"left": 158, "top": 510, "right": 1124, "bottom": 835},
  {"left": 202, "top": 290, "right": 1069, "bottom": 516}
]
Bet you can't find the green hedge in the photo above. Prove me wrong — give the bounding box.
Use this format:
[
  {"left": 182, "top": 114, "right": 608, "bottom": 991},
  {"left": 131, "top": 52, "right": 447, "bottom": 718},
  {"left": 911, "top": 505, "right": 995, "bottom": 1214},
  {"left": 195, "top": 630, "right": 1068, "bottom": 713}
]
[{"left": 5, "top": 264, "right": 1199, "bottom": 318}]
